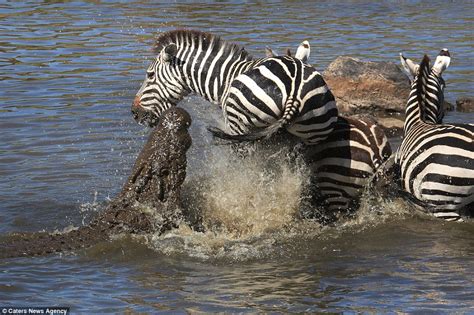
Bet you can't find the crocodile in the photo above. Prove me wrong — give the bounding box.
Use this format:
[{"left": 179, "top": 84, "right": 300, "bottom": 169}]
[{"left": 0, "top": 107, "right": 192, "bottom": 259}]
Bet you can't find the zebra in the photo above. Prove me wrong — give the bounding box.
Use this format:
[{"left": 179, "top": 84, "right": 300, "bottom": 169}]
[
  {"left": 302, "top": 115, "right": 392, "bottom": 222},
  {"left": 265, "top": 40, "right": 310, "bottom": 63},
  {"left": 131, "top": 30, "right": 338, "bottom": 145},
  {"left": 394, "top": 49, "right": 474, "bottom": 221},
  {"left": 265, "top": 44, "right": 392, "bottom": 222}
]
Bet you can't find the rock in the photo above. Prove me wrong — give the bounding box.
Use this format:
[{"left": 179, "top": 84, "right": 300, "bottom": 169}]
[
  {"left": 323, "top": 56, "right": 411, "bottom": 115},
  {"left": 444, "top": 100, "right": 454, "bottom": 112},
  {"left": 376, "top": 117, "right": 405, "bottom": 137},
  {"left": 456, "top": 97, "right": 474, "bottom": 112},
  {"left": 0, "top": 107, "right": 193, "bottom": 259}
]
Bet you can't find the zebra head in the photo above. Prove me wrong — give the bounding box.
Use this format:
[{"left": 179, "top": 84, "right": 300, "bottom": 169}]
[
  {"left": 132, "top": 43, "right": 188, "bottom": 127},
  {"left": 400, "top": 49, "right": 450, "bottom": 81},
  {"left": 400, "top": 49, "right": 451, "bottom": 124},
  {"left": 294, "top": 40, "right": 310, "bottom": 63}
]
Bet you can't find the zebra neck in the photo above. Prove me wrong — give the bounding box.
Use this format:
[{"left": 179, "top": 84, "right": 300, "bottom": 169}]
[
  {"left": 403, "top": 77, "right": 443, "bottom": 134},
  {"left": 217, "top": 59, "right": 260, "bottom": 103},
  {"left": 180, "top": 52, "right": 259, "bottom": 105},
  {"left": 403, "top": 88, "right": 423, "bottom": 134}
]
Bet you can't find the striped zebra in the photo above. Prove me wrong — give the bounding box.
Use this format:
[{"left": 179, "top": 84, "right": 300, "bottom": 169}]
[
  {"left": 265, "top": 45, "right": 392, "bottom": 222},
  {"left": 265, "top": 40, "right": 310, "bottom": 63},
  {"left": 131, "top": 30, "right": 338, "bottom": 144},
  {"left": 303, "top": 115, "right": 392, "bottom": 222},
  {"left": 395, "top": 49, "right": 474, "bottom": 221}
]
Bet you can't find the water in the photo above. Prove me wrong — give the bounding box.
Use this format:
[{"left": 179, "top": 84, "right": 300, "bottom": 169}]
[{"left": 1, "top": 1, "right": 473, "bottom": 312}]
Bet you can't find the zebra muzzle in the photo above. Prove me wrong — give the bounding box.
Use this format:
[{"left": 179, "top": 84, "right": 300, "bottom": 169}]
[
  {"left": 131, "top": 95, "right": 143, "bottom": 120},
  {"left": 133, "top": 95, "right": 141, "bottom": 108}
]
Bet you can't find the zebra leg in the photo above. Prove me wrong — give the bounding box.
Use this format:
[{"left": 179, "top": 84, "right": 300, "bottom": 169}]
[
  {"left": 300, "top": 175, "right": 357, "bottom": 225},
  {"left": 460, "top": 203, "right": 474, "bottom": 218}
]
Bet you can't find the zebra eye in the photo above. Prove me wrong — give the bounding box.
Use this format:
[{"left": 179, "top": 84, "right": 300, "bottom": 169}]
[{"left": 147, "top": 72, "right": 155, "bottom": 80}]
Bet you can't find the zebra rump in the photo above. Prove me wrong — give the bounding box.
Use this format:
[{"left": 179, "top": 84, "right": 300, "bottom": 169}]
[
  {"left": 209, "top": 55, "right": 337, "bottom": 143},
  {"left": 303, "top": 115, "right": 392, "bottom": 222}
]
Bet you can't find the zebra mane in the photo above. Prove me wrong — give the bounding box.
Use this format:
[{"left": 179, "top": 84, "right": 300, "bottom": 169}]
[
  {"left": 153, "top": 29, "right": 253, "bottom": 61},
  {"left": 416, "top": 55, "right": 431, "bottom": 122}
]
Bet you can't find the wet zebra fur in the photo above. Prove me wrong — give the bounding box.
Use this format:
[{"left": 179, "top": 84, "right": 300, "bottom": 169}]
[
  {"left": 395, "top": 50, "right": 474, "bottom": 221},
  {"left": 265, "top": 45, "right": 392, "bottom": 221},
  {"left": 131, "top": 30, "right": 338, "bottom": 145},
  {"left": 303, "top": 115, "right": 392, "bottom": 222}
]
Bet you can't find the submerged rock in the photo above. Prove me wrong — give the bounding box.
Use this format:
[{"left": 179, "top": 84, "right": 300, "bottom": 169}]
[
  {"left": 377, "top": 116, "right": 405, "bottom": 137},
  {"left": 456, "top": 97, "right": 474, "bottom": 112},
  {"left": 0, "top": 107, "right": 192, "bottom": 259},
  {"left": 323, "top": 56, "right": 411, "bottom": 115}
]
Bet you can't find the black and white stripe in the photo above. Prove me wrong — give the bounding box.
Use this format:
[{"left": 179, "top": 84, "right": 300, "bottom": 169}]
[
  {"left": 132, "top": 30, "right": 338, "bottom": 145},
  {"left": 303, "top": 115, "right": 392, "bottom": 221},
  {"left": 264, "top": 44, "right": 392, "bottom": 220},
  {"left": 395, "top": 50, "right": 474, "bottom": 221}
]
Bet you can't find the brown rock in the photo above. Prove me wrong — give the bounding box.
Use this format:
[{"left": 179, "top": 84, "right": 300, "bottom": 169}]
[
  {"left": 376, "top": 117, "right": 405, "bottom": 137},
  {"left": 323, "top": 56, "right": 411, "bottom": 115},
  {"left": 444, "top": 100, "right": 454, "bottom": 112},
  {"left": 456, "top": 97, "right": 474, "bottom": 112}
]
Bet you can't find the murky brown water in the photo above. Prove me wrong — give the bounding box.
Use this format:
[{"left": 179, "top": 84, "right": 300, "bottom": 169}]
[{"left": 1, "top": 1, "right": 473, "bottom": 313}]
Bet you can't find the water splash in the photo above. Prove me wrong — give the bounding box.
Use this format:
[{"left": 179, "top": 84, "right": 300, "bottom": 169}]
[
  {"left": 139, "top": 142, "right": 312, "bottom": 260},
  {"left": 141, "top": 141, "right": 424, "bottom": 262},
  {"left": 189, "top": 145, "right": 310, "bottom": 236}
]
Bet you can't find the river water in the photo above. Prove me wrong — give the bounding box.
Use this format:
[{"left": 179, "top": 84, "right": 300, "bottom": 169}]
[{"left": 1, "top": 1, "right": 473, "bottom": 313}]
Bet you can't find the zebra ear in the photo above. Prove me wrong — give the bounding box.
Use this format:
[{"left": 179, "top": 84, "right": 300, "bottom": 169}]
[
  {"left": 295, "top": 40, "right": 310, "bottom": 63},
  {"left": 161, "top": 44, "right": 178, "bottom": 62},
  {"left": 399, "top": 53, "right": 419, "bottom": 78},
  {"left": 265, "top": 46, "right": 277, "bottom": 57},
  {"left": 432, "top": 48, "right": 450, "bottom": 76}
]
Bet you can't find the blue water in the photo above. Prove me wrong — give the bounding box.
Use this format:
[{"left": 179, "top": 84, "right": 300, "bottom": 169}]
[{"left": 0, "top": 1, "right": 473, "bottom": 313}]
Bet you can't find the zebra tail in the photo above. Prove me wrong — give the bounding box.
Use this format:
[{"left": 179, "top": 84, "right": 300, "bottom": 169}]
[{"left": 208, "top": 99, "right": 300, "bottom": 143}]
